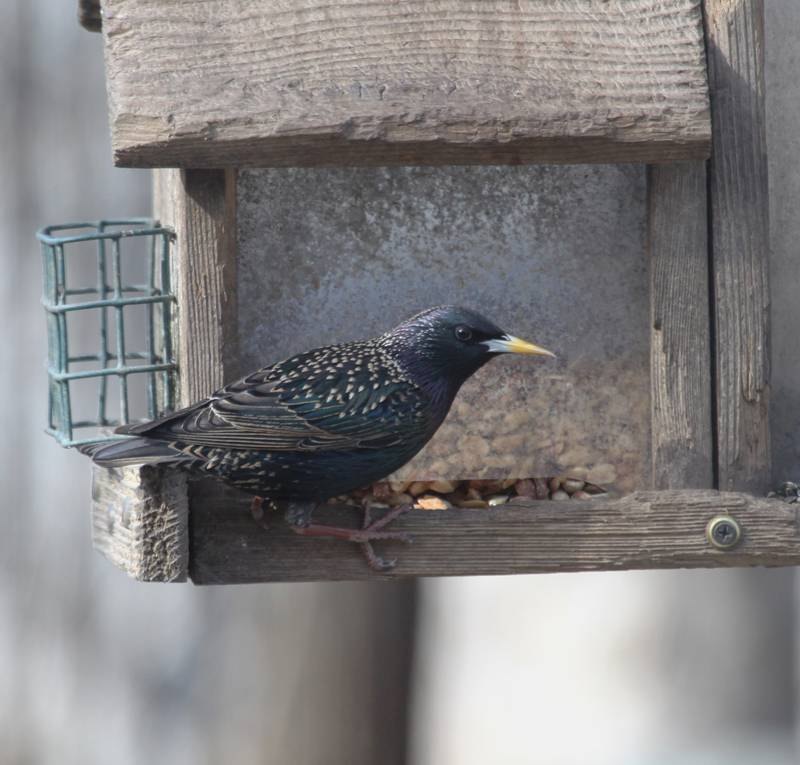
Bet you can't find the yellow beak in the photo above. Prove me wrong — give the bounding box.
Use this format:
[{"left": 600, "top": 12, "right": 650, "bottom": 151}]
[{"left": 482, "top": 334, "right": 555, "bottom": 357}]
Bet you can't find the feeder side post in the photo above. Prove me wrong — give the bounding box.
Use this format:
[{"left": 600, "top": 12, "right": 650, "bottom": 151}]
[
  {"left": 704, "top": 0, "right": 771, "bottom": 493},
  {"left": 162, "top": 168, "right": 240, "bottom": 577},
  {"left": 154, "top": 168, "right": 239, "bottom": 405},
  {"left": 648, "top": 162, "right": 714, "bottom": 489}
]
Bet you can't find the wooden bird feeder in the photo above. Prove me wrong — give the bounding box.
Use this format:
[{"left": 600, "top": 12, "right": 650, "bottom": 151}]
[{"left": 82, "top": 0, "right": 783, "bottom": 584}]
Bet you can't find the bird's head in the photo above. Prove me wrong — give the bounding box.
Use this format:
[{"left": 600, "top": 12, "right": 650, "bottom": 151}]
[{"left": 380, "top": 305, "right": 554, "bottom": 400}]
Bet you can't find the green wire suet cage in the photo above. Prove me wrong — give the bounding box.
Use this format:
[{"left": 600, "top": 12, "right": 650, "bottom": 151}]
[{"left": 38, "top": 219, "right": 177, "bottom": 447}]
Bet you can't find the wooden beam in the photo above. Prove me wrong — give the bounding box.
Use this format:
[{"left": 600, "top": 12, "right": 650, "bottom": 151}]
[
  {"left": 154, "top": 169, "right": 239, "bottom": 404},
  {"left": 91, "top": 465, "right": 189, "bottom": 581},
  {"left": 704, "top": 0, "right": 771, "bottom": 493},
  {"left": 649, "top": 162, "right": 713, "bottom": 489},
  {"left": 100, "top": 0, "right": 711, "bottom": 167},
  {"left": 189, "top": 487, "right": 799, "bottom": 583}
]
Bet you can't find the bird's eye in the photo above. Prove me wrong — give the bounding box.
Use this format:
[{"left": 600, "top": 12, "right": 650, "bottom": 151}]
[{"left": 454, "top": 325, "right": 473, "bottom": 342}]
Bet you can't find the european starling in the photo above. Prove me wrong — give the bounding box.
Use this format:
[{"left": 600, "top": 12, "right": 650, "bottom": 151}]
[{"left": 84, "top": 306, "right": 554, "bottom": 569}]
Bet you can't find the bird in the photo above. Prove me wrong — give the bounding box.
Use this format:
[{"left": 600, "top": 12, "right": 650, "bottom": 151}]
[{"left": 82, "top": 305, "right": 554, "bottom": 569}]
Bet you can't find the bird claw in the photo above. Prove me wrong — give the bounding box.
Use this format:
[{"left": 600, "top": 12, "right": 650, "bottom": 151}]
[
  {"left": 357, "top": 502, "right": 413, "bottom": 571},
  {"left": 361, "top": 541, "right": 398, "bottom": 571},
  {"left": 360, "top": 503, "right": 413, "bottom": 542}
]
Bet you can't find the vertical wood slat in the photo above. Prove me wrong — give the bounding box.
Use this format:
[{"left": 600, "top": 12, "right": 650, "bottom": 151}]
[
  {"left": 154, "top": 168, "right": 239, "bottom": 405},
  {"left": 152, "top": 168, "right": 239, "bottom": 578},
  {"left": 704, "top": 0, "right": 771, "bottom": 493},
  {"left": 155, "top": 168, "right": 243, "bottom": 572},
  {"left": 649, "top": 163, "right": 714, "bottom": 490}
]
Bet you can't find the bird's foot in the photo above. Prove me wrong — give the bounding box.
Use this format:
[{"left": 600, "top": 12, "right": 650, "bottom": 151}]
[
  {"left": 284, "top": 501, "right": 413, "bottom": 572},
  {"left": 768, "top": 481, "right": 800, "bottom": 503},
  {"left": 359, "top": 503, "right": 414, "bottom": 571}
]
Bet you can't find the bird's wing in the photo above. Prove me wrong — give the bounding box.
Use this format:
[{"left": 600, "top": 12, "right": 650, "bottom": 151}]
[{"left": 119, "top": 344, "right": 432, "bottom": 452}]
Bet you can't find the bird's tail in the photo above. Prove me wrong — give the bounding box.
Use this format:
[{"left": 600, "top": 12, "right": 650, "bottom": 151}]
[{"left": 77, "top": 437, "right": 192, "bottom": 468}]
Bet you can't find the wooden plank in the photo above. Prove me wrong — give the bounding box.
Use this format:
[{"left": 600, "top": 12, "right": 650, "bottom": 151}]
[
  {"left": 155, "top": 169, "right": 239, "bottom": 405},
  {"left": 648, "top": 162, "right": 713, "bottom": 489},
  {"left": 189, "top": 487, "right": 800, "bottom": 583},
  {"left": 100, "top": 0, "right": 711, "bottom": 167},
  {"left": 91, "top": 465, "right": 189, "bottom": 581},
  {"left": 705, "top": 0, "right": 771, "bottom": 493}
]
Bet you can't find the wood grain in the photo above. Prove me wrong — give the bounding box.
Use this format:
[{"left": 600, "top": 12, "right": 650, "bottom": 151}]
[
  {"left": 648, "top": 162, "right": 713, "bottom": 489},
  {"left": 91, "top": 465, "right": 189, "bottom": 581},
  {"left": 188, "top": 486, "right": 800, "bottom": 583},
  {"left": 705, "top": 0, "right": 771, "bottom": 493},
  {"left": 154, "top": 169, "right": 239, "bottom": 405},
  {"left": 100, "top": 0, "right": 711, "bottom": 167}
]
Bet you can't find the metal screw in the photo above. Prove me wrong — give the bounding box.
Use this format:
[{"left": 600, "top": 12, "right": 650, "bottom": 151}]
[{"left": 706, "top": 515, "right": 742, "bottom": 550}]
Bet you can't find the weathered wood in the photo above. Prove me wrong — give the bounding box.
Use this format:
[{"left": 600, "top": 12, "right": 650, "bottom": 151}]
[
  {"left": 155, "top": 169, "right": 239, "bottom": 405},
  {"left": 100, "top": 0, "right": 711, "bottom": 168},
  {"left": 189, "top": 487, "right": 800, "bottom": 583},
  {"left": 91, "top": 465, "right": 189, "bottom": 581},
  {"left": 705, "top": 0, "right": 771, "bottom": 493},
  {"left": 648, "top": 162, "right": 713, "bottom": 489}
]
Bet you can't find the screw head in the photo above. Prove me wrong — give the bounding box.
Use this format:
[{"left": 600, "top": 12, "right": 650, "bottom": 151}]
[{"left": 706, "top": 515, "right": 742, "bottom": 550}]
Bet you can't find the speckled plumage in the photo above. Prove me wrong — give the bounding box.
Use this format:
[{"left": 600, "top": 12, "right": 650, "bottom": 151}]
[{"left": 85, "top": 306, "right": 551, "bottom": 504}]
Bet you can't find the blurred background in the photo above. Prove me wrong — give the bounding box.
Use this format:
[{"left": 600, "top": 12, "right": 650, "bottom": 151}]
[{"left": 2, "top": 2, "right": 799, "bottom": 764}]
